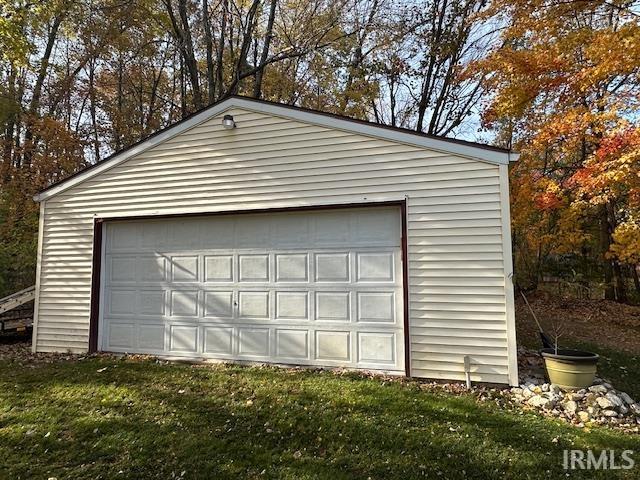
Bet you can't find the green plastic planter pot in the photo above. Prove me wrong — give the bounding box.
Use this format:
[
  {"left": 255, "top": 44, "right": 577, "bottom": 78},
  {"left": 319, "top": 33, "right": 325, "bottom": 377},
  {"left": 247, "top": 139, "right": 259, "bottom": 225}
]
[{"left": 540, "top": 348, "right": 599, "bottom": 390}]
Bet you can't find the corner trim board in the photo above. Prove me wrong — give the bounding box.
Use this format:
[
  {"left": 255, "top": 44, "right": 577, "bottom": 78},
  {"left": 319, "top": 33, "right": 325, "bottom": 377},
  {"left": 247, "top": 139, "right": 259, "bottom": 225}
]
[
  {"left": 499, "top": 164, "right": 519, "bottom": 386},
  {"left": 31, "top": 201, "right": 46, "bottom": 353}
]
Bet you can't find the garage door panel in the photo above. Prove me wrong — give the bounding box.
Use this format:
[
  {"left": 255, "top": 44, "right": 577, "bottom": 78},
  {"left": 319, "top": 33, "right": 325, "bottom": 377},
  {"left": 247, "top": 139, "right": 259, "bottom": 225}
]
[
  {"left": 204, "top": 327, "right": 234, "bottom": 355},
  {"left": 170, "top": 255, "right": 199, "bottom": 282},
  {"left": 315, "top": 292, "right": 350, "bottom": 321},
  {"left": 276, "top": 329, "right": 309, "bottom": 359},
  {"left": 236, "top": 217, "right": 270, "bottom": 247},
  {"left": 275, "top": 291, "right": 309, "bottom": 320},
  {"left": 170, "top": 290, "right": 199, "bottom": 317},
  {"left": 238, "top": 291, "right": 270, "bottom": 319},
  {"left": 203, "top": 291, "right": 233, "bottom": 318},
  {"left": 109, "top": 223, "right": 139, "bottom": 250},
  {"left": 275, "top": 254, "right": 309, "bottom": 282},
  {"left": 315, "top": 253, "right": 350, "bottom": 282},
  {"left": 168, "top": 220, "right": 200, "bottom": 248},
  {"left": 354, "top": 209, "right": 400, "bottom": 245},
  {"left": 238, "top": 254, "right": 270, "bottom": 282},
  {"left": 357, "top": 292, "right": 396, "bottom": 323},
  {"left": 139, "top": 324, "right": 165, "bottom": 350},
  {"left": 272, "top": 215, "right": 311, "bottom": 246},
  {"left": 315, "top": 331, "right": 351, "bottom": 361},
  {"left": 108, "top": 290, "right": 136, "bottom": 315},
  {"left": 110, "top": 256, "right": 137, "bottom": 283},
  {"left": 108, "top": 323, "right": 135, "bottom": 349},
  {"left": 101, "top": 206, "right": 404, "bottom": 372},
  {"left": 358, "top": 332, "right": 396, "bottom": 364},
  {"left": 138, "top": 256, "right": 166, "bottom": 282},
  {"left": 200, "top": 218, "right": 235, "bottom": 248},
  {"left": 141, "top": 222, "right": 168, "bottom": 248},
  {"left": 238, "top": 327, "right": 270, "bottom": 356},
  {"left": 138, "top": 290, "right": 166, "bottom": 316},
  {"left": 313, "top": 211, "right": 351, "bottom": 245},
  {"left": 204, "top": 255, "right": 234, "bottom": 282},
  {"left": 356, "top": 252, "right": 395, "bottom": 282},
  {"left": 170, "top": 325, "right": 198, "bottom": 352}
]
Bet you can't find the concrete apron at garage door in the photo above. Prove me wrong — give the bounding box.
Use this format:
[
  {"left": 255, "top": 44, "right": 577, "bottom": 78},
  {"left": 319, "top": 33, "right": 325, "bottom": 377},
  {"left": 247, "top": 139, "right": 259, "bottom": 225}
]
[{"left": 90, "top": 202, "right": 410, "bottom": 375}]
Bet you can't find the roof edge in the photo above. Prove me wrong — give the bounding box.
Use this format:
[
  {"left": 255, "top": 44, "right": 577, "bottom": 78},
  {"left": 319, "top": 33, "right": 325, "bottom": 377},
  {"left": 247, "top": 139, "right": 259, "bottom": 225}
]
[{"left": 35, "top": 95, "right": 515, "bottom": 202}]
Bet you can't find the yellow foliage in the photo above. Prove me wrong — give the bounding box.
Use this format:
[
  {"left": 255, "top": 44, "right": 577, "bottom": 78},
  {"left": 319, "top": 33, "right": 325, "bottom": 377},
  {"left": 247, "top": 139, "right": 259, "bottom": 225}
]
[{"left": 610, "top": 221, "right": 640, "bottom": 264}]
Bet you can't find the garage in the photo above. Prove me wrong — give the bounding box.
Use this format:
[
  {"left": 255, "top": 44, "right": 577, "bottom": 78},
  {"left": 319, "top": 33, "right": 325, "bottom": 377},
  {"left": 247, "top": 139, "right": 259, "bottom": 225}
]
[
  {"left": 100, "top": 207, "right": 405, "bottom": 372},
  {"left": 32, "top": 96, "right": 519, "bottom": 384}
]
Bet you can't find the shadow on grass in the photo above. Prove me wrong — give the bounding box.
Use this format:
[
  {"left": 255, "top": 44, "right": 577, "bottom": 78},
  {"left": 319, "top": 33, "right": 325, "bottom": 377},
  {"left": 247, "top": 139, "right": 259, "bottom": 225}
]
[{"left": 1, "top": 358, "right": 639, "bottom": 480}]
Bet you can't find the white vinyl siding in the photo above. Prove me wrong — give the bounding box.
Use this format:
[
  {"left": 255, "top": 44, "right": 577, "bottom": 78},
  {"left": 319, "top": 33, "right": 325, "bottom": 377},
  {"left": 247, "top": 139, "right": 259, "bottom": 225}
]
[{"left": 34, "top": 106, "right": 516, "bottom": 384}]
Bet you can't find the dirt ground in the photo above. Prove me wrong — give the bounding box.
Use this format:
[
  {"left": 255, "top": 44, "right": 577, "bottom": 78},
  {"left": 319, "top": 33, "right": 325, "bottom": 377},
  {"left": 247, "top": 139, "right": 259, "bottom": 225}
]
[{"left": 516, "top": 291, "right": 640, "bottom": 354}]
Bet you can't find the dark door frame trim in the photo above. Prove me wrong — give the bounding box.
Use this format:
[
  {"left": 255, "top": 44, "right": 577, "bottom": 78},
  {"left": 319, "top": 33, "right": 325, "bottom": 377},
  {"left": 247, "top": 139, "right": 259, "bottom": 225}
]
[
  {"left": 88, "top": 200, "right": 411, "bottom": 376},
  {"left": 88, "top": 217, "right": 103, "bottom": 353}
]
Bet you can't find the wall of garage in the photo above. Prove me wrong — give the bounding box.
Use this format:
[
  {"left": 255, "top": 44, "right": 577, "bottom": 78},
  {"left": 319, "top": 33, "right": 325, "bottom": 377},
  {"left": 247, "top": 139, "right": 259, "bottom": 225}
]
[{"left": 33, "top": 106, "right": 516, "bottom": 384}]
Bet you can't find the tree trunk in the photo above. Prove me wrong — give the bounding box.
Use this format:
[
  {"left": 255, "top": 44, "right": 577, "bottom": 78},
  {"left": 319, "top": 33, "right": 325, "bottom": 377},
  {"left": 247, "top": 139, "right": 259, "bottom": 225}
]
[
  {"left": 229, "top": 0, "right": 260, "bottom": 96},
  {"left": 23, "top": 14, "right": 63, "bottom": 167},
  {"left": 613, "top": 261, "right": 628, "bottom": 303},
  {"left": 88, "top": 59, "right": 101, "bottom": 162},
  {"left": 604, "top": 201, "right": 627, "bottom": 302},
  {"left": 2, "top": 67, "right": 17, "bottom": 176},
  {"left": 216, "top": 0, "right": 228, "bottom": 98},
  {"left": 116, "top": 51, "right": 124, "bottom": 151},
  {"left": 416, "top": 0, "right": 447, "bottom": 132},
  {"left": 202, "top": 0, "right": 215, "bottom": 103},
  {"left": 599, "top": 206, "right": 615, "bottom": 300},
  {"left": 165, "top": 0, "right": 203, "bottom": 110},
  {"left": 253, "top": 0, "right": 278, "bottom": 98},
  {"left": 632, "top": 265, "right": 640, "bottom": 298}
]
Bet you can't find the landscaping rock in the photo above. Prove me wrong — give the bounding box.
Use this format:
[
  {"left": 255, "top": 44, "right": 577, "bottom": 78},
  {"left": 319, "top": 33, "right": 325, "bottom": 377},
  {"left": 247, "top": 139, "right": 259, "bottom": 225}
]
[
  {"left": 584, "top": 393, "right": 598, "bottom": 406},
  {"left": 549, "top": 384, "right": 562, "bottom": 395},
  {"left": 504, "top": 358, "right": 640, "bottom": 433},
  {"left": 521, "top": 387, "right": 535, "bottom": 400},
  {"left": 568, "top": 392, "right": 584, "bottom": 402},
  {"left": 620, "top": 392, "right": 635, "bottom": 406},
  {"left": 564, "top": 400, "right": 578, "bottom": 415},
  {"left": 596, "top": 397, "right": 614, "bottom": 409},
  {"left": 414, "top": 347, "right": 638, "bottom": 434},
  {"left": 589, "top": 385, "right": 608, "bottom": 394},
  {"left": 605, "top": 392, "right": 623, "bottom": 408},
  {"left": 527, "top": 395, "right": 552, "bottom": 409},
  {"left": 577, "top": 411, "right": 591, "bottom": 423}
]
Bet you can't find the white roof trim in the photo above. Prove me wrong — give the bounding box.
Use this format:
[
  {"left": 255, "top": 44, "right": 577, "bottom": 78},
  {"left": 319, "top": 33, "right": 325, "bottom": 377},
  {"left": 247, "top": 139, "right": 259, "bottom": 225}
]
[{"left": 34, "top": 97, "right": 516, "bottom": 202}]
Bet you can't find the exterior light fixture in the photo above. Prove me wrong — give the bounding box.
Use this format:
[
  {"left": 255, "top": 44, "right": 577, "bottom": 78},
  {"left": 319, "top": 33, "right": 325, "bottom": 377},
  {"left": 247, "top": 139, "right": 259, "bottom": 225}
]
[{"left": 222, "top": 114, "right": 236, "bottom": 129}]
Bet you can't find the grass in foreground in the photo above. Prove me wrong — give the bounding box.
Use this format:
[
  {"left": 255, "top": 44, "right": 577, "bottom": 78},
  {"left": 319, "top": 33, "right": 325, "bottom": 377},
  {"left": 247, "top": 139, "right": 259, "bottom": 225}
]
[{"left": 0, "top": 357, "right": 639, "bottom": 480}]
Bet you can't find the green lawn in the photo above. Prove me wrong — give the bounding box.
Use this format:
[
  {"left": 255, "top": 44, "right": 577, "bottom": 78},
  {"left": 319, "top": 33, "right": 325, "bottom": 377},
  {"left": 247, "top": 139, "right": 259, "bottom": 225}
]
[{"left": 1, "top": 357, "right": 639, "bottom": 480}]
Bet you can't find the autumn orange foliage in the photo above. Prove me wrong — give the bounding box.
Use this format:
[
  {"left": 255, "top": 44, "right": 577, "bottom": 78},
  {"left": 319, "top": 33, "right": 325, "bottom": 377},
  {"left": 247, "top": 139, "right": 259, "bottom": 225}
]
[{"left": 475, "top": 0, "right": 640, "bottom": 298}]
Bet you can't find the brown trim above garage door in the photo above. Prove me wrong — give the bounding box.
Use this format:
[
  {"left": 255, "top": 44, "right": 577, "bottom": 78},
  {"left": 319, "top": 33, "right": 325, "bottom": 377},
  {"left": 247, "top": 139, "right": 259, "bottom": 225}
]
[{"left": 87, "top": 200, "right": 411, "bottom": 376}]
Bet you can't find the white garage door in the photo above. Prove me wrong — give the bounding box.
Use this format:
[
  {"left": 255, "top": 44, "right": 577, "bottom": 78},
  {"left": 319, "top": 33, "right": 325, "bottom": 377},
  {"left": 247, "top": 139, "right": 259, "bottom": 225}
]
[{"left": 100, "top": 206, "right": 404, "bottom": 372}]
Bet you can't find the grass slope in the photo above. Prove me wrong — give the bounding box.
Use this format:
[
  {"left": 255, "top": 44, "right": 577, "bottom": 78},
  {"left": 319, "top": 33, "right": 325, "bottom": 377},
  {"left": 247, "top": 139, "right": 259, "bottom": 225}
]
[{"left": 1, "top": 357, "right": 638, "bottom": 480}]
